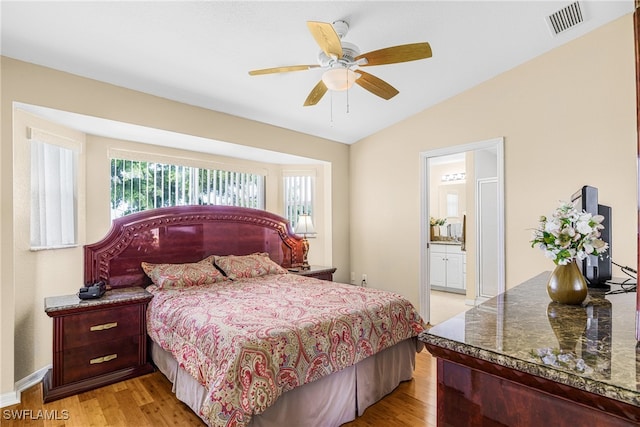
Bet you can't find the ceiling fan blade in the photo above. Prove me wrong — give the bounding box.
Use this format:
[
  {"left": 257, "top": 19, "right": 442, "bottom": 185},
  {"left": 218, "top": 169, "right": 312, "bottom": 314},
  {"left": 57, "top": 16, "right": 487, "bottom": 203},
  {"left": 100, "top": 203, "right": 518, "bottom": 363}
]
[
  {"left": 356, "top": 42, "right": 432, "bottom": 66},
  {"left": 303, "top": 80, "right": 328, "bottom": 106},
  {"left": 354, "top": 70, "right": 399, "bottom": 100},
  {"left": 307, "top": 21, "right": 343, "bottom": 59},
  {"left": 249, "top": 64, "right": 320, "bottom": 76}
]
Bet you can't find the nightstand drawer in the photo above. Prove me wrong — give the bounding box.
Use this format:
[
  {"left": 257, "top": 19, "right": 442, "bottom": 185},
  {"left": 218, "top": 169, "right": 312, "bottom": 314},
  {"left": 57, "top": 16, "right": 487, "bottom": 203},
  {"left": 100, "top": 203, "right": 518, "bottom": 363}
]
[
  {"left": 62, "top": 335, "right": 141, "bottom": 384},
  {"left": 63, "top": 305, "right": 141, "bottom": 349}
]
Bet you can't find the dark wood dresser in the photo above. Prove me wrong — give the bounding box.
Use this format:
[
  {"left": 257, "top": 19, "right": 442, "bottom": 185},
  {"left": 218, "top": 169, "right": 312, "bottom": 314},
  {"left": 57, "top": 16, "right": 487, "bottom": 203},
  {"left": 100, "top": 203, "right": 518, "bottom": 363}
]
[
  {"left": 290, "top": 265, "right": 336, "bottom": 281},
  {"left": 420, "top": 273, "right": 639, "bottom": 426},
  {"left": 43, "top": 287, "right": 154, "bottom": 402}
]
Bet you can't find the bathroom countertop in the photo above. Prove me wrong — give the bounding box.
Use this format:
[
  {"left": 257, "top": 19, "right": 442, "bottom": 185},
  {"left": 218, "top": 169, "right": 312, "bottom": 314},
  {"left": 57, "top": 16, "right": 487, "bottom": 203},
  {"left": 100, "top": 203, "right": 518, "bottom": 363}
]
[{"left": 429, "top": 240, "right": 462, "bottom": 245}]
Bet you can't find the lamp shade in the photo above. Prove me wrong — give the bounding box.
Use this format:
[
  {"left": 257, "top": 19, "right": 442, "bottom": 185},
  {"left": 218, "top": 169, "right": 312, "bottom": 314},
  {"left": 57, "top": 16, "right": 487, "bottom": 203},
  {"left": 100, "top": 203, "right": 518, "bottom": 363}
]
[
  {"left": 294, "top": 214, "right": 316, "bottom": 236},
  {"left": 322, "top": 68, "right": 357, "bottom": 91}
]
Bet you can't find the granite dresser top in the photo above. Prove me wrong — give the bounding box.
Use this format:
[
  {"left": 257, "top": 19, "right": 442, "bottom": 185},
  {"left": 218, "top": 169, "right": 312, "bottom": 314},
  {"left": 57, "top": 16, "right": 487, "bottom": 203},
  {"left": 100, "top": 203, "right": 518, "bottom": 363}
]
[
  {"left": 45, "top": 286, "right": 152, "bottom": 314},
  {"left": 419, "top": 272, "right": 639, "bottom": 408}
]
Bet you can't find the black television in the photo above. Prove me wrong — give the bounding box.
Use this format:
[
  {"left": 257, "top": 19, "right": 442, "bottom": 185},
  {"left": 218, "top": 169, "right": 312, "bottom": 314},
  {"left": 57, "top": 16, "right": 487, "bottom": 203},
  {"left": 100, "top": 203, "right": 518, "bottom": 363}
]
[{"left": 570, "top": 185, "right": 612, "bottom": 287}]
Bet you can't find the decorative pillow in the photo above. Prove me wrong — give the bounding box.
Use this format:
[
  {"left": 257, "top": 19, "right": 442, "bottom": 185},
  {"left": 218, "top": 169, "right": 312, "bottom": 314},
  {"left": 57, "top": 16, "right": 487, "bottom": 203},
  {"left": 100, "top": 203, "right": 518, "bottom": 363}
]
[
  {"left": 141, "top": 256, "right": 227, "bottom": 289},
  {"left": 214, "top": 252, "right": 287, "bottom": 280}
]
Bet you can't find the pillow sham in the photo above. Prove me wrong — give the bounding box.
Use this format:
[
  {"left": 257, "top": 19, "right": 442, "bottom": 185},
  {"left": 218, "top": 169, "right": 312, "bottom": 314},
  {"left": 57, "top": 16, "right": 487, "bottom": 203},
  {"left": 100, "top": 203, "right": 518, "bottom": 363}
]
[
  {"left": 141, "top": 256, "right": 227, "bottom": 289},
  {"left": 214, "top": 252, "right": 287, "bottom": 280}
]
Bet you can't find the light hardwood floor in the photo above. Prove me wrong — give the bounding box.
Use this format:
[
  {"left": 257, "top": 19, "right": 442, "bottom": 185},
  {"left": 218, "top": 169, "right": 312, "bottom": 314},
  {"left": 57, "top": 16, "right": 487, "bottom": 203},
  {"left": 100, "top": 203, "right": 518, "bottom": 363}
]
[
  {"left": 429, "top": 290, "right": 471, "bottom": 326},
  {"left": 2, "top": 351, "right": 437, "bottom": 427}
]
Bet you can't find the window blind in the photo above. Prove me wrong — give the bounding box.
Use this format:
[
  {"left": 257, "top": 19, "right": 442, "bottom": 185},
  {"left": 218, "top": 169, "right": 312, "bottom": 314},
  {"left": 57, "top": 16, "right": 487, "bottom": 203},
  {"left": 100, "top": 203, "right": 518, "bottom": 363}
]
[
  {"left": 110, "top": 158, "right": 265, "bottom": 219},
  {"left": 29, "top": 128, "right": 79, "bottom": 249}
]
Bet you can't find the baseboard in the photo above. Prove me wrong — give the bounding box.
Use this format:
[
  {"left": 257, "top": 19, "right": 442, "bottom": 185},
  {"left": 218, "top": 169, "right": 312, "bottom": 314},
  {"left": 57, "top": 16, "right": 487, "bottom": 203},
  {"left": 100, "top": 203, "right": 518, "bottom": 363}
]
[
  {"left": 0, "top": 365, "right": 51, "bottom": 408},
  {"left": 474, "top": 296, "right": 490, "bottom": 305},
  {"left": 0, "top": 390, "right": 19, "bottom": 408},
  {"left": 15, "top": 365, "right": 50, "bottom": 394},
  {"left": 464, "top": 298, "right": 476, "bottom": 306}
]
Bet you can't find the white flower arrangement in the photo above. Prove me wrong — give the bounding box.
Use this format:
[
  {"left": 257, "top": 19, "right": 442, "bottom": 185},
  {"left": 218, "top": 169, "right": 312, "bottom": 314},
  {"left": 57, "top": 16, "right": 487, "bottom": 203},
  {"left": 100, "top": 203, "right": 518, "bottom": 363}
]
[
  {"left": 430, "top": 216, "right": 446, "bottom": 226},
  {"left": 530, "top": 201, "right": 608, "bottom": 266}
]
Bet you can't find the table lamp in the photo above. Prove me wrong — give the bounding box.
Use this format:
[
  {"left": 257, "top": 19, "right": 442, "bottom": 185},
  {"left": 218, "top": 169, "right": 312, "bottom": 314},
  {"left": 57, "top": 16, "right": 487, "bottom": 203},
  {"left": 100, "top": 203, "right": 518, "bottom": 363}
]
[{"left": 294, "top": 214, "right": 316, "bottom": 270}]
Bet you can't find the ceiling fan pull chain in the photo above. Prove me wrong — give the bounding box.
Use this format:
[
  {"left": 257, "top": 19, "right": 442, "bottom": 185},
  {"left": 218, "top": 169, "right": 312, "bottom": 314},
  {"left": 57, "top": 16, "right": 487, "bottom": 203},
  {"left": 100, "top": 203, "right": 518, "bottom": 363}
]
[
  {"left": 346, "top": 90, "right": 350, "bottom": 114},
  {"left": 347, "top": 74, "right": 351, "bottom": 114},
  {"left": 330, "top": 90, "right": 334, "bottom": 125},
  {"left": 345, "top": 68, "right": 350, "bottom": 114}
]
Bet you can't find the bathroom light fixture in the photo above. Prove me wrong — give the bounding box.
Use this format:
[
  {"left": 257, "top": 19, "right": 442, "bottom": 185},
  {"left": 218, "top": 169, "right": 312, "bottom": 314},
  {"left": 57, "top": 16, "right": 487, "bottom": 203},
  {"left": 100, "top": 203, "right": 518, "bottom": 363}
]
[{"left": 441, "top": 173, "right": 466, "bottom": 182}]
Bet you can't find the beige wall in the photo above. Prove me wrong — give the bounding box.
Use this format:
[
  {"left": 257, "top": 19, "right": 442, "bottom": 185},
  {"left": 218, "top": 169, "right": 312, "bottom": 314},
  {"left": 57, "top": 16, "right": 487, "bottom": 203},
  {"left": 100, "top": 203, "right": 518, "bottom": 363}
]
[
  {"left": 1, "top": 57, "right": 350, "bottom": 395},
  {"left": 350, "top": 15, "right": 637, "bottom": 310}
]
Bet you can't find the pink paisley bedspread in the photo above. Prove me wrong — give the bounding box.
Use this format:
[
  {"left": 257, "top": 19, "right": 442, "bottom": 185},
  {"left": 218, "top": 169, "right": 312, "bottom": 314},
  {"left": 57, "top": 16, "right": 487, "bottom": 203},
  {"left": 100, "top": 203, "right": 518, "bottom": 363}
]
[{"left": 146, "top": 273, "right": 425, "bottom": 427}]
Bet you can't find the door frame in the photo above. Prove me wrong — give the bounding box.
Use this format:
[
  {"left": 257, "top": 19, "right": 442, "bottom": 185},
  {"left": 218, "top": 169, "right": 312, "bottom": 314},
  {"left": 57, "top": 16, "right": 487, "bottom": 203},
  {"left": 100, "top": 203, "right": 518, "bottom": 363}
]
[{"left": 419, "top": 137, "right": 505, "bottom": 323}]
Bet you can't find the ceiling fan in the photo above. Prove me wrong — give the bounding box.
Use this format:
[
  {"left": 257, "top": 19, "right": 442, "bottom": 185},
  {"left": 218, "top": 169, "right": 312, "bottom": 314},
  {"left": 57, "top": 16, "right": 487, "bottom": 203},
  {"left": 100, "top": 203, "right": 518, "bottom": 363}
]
[{"left": 248, "top": 20, "right": 432, "bottom": 106}]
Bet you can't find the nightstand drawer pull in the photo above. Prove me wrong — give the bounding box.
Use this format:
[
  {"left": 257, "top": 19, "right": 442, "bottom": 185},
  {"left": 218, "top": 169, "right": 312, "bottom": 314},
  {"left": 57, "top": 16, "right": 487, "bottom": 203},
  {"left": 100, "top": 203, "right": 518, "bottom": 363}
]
[
  {"left": 90, "top": 354, "right": 118, "bottom": 364},
  {"left": 90, "top": 322, "right": 118, "bottom": 332}
]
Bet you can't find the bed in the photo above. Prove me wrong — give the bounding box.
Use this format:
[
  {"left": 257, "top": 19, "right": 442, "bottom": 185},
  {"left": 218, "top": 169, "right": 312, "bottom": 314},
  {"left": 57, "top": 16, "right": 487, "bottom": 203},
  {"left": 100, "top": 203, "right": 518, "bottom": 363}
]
[{"left": 84, "top": 205, "right": 425, "bottom": 427}]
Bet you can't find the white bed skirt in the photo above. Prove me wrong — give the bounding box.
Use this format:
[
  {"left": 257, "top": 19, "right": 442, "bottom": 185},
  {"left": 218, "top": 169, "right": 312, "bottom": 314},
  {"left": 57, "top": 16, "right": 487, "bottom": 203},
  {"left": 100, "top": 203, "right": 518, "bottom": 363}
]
[{"left": 150, "top": 338, "right": 421, "bottom": 427}]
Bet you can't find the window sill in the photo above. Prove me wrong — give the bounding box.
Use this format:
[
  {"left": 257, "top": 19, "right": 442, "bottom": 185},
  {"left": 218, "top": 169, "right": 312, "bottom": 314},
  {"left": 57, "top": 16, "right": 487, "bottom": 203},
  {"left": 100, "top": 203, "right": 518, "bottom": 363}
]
[{"left": 30, "top": 244, "right": 79, "bottom": 252}]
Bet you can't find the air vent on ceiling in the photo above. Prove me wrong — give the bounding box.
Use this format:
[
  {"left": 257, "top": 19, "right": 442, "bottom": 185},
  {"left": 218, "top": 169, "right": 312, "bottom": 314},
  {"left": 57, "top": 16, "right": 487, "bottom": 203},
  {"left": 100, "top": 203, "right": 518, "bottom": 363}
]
[{"left": 546, "top": 1, "right": 585, "bottom": 36}]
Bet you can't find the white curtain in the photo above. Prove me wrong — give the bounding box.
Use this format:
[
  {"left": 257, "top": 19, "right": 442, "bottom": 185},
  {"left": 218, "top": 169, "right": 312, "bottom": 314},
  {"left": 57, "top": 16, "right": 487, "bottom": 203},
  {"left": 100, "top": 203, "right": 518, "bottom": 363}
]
[{"left": 30, "top": 138, "right": 77, "bottom": 248}]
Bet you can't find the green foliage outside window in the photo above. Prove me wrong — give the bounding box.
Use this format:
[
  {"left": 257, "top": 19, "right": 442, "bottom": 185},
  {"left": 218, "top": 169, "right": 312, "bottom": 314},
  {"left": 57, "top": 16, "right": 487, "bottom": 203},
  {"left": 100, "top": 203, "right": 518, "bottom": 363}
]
[{"left": 110, "top": 159, "right": 264, "bottom": 219}]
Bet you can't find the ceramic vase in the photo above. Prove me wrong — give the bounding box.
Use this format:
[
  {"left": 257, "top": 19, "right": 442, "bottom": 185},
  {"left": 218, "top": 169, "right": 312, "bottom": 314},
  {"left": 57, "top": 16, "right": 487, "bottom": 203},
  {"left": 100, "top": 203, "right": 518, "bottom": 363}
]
[{"left": 546, "top": 260, "right": 588, "bottom": 305}]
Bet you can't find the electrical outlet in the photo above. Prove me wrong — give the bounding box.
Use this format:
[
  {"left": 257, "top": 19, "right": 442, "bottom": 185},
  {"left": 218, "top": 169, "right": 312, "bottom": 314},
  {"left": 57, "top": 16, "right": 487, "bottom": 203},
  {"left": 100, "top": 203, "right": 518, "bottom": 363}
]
[{"left": 362, "top": 274, "right": 367, "bottom": 281}]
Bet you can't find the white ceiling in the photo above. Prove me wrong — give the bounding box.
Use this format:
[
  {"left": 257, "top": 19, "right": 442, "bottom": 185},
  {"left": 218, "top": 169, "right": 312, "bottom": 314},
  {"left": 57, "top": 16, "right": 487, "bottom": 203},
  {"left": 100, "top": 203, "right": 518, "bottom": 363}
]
[{"left": 1, "top": 1, "right": 634, "bottom": 145}]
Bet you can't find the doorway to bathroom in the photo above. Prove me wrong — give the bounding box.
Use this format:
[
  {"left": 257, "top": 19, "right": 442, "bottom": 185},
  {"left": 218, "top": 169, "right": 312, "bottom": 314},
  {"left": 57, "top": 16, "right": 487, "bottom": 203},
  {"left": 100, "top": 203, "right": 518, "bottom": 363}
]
[{"left": 419, "top": 137, "right": 505, "bottom": 324}]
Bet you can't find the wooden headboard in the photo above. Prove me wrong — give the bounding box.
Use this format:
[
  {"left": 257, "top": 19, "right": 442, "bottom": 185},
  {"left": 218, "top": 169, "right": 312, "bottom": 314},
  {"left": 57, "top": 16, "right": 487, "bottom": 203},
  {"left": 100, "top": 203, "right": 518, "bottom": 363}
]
[{"left": 84, "top": 205, "right": 305, "bottom": 289}]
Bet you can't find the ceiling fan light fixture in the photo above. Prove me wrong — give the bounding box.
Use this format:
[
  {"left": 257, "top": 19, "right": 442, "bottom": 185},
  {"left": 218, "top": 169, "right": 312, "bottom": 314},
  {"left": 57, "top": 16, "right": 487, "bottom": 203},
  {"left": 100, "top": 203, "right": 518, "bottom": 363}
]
[
  {"left": 249, "top": 20, "right": 431, "bottom": 106},
  {"left": 322, "top": 68, "right": 357, "bottom": 91}
]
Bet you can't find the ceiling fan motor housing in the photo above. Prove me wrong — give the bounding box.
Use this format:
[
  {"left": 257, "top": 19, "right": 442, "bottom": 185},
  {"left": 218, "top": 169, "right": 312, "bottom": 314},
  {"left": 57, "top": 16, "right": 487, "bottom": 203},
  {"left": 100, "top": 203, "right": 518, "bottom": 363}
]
[{"left": 317, "top": 41, "right": 360, "bottom": 67}]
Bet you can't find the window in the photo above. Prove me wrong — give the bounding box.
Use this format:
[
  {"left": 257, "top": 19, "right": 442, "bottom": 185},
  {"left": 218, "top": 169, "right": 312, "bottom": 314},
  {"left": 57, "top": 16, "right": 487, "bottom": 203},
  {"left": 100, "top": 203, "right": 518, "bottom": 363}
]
[
  {"left": 29, "top": 129, "right": 79, "bottom": 249},
  {"left": 110, "top": 158, "right": 265, "bottom": 219},
  {"left": 283, "top": 173, "right": 315, "bottom": 229}
]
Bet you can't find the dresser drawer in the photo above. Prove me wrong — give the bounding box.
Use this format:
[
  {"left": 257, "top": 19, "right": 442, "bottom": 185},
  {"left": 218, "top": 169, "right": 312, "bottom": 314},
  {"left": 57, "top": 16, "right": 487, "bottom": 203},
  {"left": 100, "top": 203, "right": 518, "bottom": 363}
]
[
  {"left": 63, "top": 305, "right": 141, "bottom": 349},
  {"left": 62, "top": 335, "right": 141, "bottom": 384}
]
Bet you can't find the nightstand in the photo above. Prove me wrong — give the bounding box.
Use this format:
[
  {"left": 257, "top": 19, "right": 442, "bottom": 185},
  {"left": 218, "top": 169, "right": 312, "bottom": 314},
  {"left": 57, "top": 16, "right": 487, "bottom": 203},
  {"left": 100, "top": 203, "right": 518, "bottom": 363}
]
[
  {"left": 290, "top": 265, "right": 336, "bottom": 281},
  {"left": 43, "top": 287, "right": 154, "bottom": 402}
]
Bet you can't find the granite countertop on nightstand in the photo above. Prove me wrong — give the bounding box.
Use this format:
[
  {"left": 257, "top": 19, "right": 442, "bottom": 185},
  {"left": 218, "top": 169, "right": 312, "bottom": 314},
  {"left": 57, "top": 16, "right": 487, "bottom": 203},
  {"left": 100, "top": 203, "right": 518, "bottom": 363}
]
[
  {"left": 419, "top": 272, "right": 640, "bottom": 408},
  {"left": 45, "top": 286, "right": 152, "bottom": 314}
]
